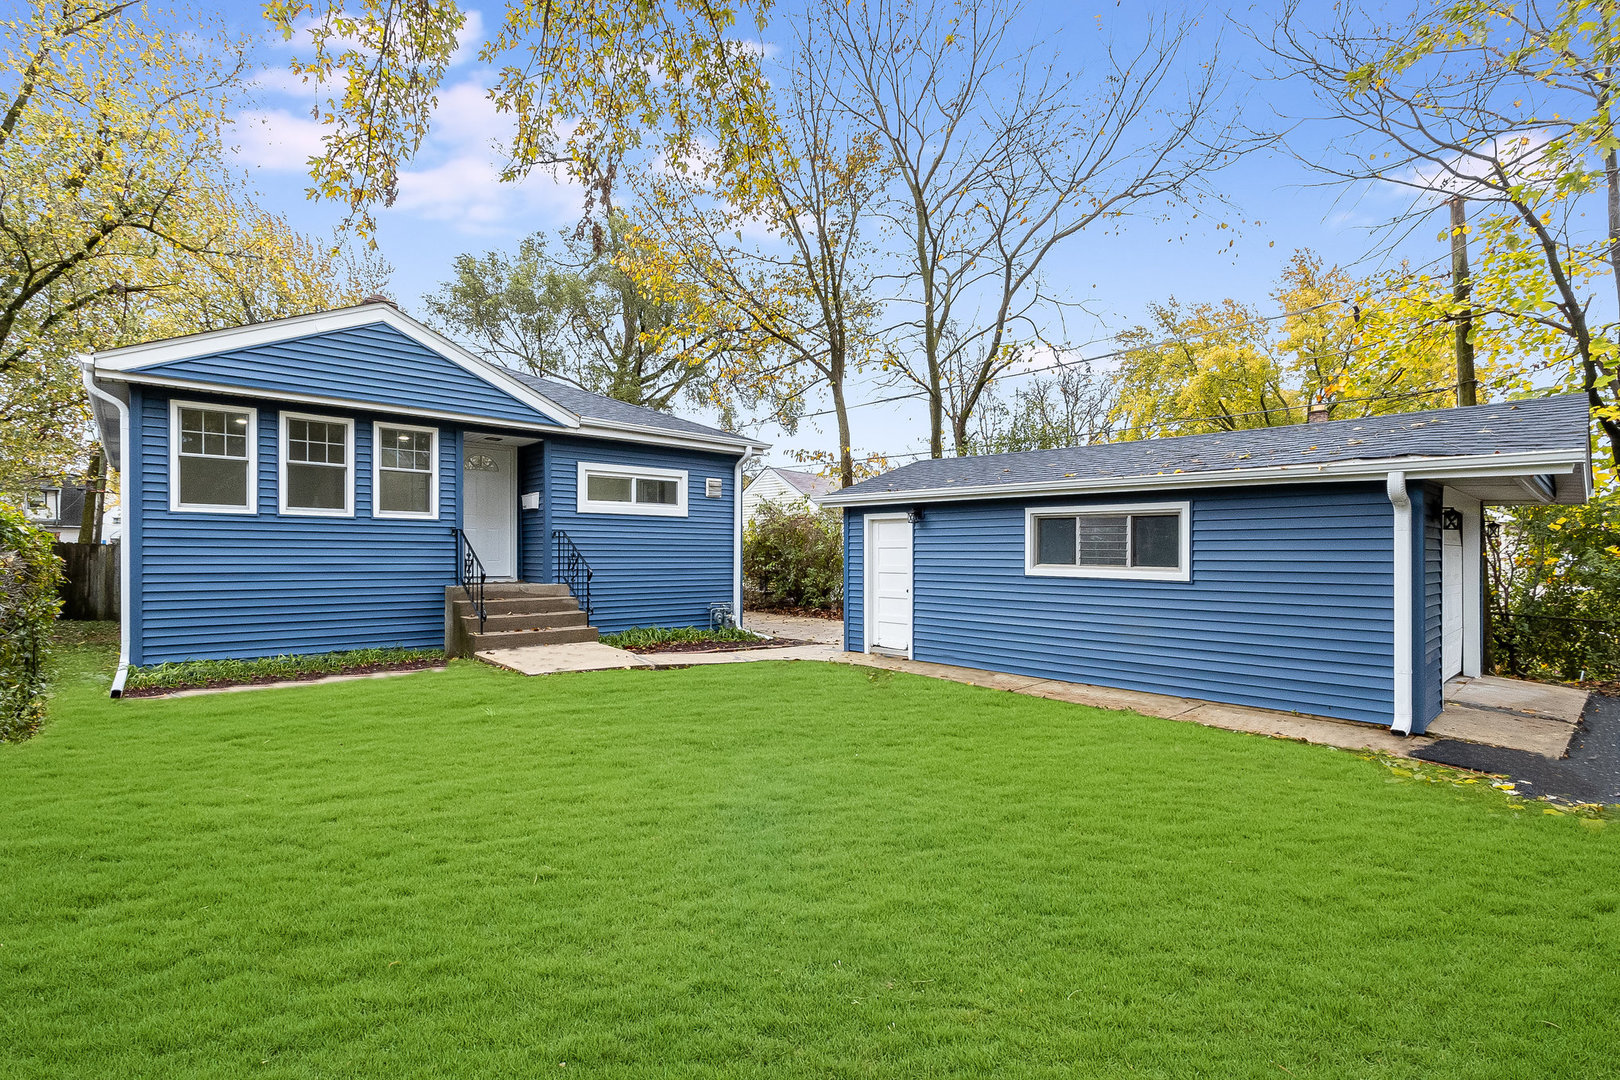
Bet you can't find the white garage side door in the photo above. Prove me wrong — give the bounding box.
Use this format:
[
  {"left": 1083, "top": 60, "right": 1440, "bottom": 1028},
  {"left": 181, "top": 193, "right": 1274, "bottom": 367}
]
[
  {"left": 868, "top": 516, "right": 913, "bottom": 655},
  {"left": 1442, "top": 525, "right": 1464, "bottom": 681}
]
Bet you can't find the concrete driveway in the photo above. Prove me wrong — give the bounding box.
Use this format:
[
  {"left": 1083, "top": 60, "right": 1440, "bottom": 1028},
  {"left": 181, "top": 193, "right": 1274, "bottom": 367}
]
[{"left": 744, "top": 611, "right": 843, "bottom": 645}]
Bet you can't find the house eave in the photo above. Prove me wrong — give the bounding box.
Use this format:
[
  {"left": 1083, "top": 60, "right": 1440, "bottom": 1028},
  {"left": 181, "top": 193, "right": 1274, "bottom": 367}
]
[{"left": 816, "top": 450, "right": 1592, "bottom": 508}]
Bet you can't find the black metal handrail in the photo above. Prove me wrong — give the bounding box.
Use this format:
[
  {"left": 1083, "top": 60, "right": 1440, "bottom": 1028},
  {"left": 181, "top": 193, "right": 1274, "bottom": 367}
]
[
  {"left": 453, "top": 527, "right": 488, "bottom": 633},
  {"left": 553, "top": 529, "right": 593, "bottom": 621}
]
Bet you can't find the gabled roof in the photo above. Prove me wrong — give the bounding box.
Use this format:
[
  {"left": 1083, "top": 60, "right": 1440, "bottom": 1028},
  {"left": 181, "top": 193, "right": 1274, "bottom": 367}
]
[
  {"left": 821, "top": 394, "right": 1594, "bottom": 507},
  {"left": 81, "top": 302, "right": 767, "bottom": 457},
  {"left": 762, "top": 467, "right": 839, "bottom": 498}
]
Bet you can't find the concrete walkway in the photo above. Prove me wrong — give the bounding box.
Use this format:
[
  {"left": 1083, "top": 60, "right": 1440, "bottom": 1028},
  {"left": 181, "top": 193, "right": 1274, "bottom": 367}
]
[
  {"left": 743, "top": 611, "right": 844, "bottom": 645},
  {"left": 1428, "top": 675, "right": 1590, "bottom": 758}
]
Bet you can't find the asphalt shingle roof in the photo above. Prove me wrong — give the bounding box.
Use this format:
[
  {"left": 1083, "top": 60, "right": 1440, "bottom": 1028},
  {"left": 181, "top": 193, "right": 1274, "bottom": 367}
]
[
  {"left": 775, "top": 468, "right": 839, "bottom": 497},
  {"left": 828, "top": 394, "right": 1592, "bottom": 501},
  {"left": 503, "top": 370, "right": 753, "bottom": 444}
]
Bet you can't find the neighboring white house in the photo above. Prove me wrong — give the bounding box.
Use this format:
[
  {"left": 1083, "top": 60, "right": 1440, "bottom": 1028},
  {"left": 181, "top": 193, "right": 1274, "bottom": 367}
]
[{"left": 742, "top": 467, "right": 838, "bottom": 521}]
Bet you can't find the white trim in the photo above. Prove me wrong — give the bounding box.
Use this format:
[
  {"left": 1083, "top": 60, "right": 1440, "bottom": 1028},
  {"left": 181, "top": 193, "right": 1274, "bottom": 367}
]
[
  {"left": 80, "top": 361, "right": 131, "bottom": 697},
  {"left": 863, "top": 512, "right": 914, "bottom": 659},
  {"left": 733, "top": 451, "right": 749, "bottom": 626},
  {"left": 89, "top": 302, "right": 581, "bottom": 429},
  {"left": 1387, "top": 472, "right": 1414, "bottom": 735},
  {"left": 372, "top": 421, "right": 440, "bottom": 520},
  {"left": 279, "top": 410, "right": 355, "bottom": 517},
  {"left": 168, "top": 398, "right": 258, "bottom": 514},
  {"left": 1023, "top": 501, "right": 1191, "bottom": 582},
  {"left": 1444, "top": 487, "right": 1485, "bottom": 679},
  {"left": 576, "top": 461, "right": 689, "bottom": 517},
  {"left": 819, "top": 449, "right": 1591, "bottom": 507},
  {"left": 91, "top": 369, "right": 767, "bottom": 455}
]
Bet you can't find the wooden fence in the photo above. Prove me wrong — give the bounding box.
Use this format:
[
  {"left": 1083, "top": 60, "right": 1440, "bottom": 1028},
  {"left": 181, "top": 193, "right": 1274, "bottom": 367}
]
[{"left": 53, "top": 542, "right": 119, "bottom": 621}]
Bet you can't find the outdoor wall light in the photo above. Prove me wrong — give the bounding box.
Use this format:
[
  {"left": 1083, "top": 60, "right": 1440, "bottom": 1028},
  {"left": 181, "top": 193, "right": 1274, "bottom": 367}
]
[
  {"left": 907, "top": 507, "right": 925, "bottom": 524},
  {"left": 1441, "top": 508, "right": 1464, "bottom": 531}
]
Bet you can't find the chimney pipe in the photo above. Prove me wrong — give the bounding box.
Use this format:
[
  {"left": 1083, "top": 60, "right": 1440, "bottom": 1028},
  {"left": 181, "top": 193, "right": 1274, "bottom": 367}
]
[{"left": 1307, "top": 403, "right": 1331, "bottom": 423}]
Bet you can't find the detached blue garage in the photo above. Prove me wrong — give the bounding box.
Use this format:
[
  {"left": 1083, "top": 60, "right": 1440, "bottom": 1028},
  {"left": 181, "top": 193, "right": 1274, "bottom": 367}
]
[{"left": 819, "top": 397, "right": 1593, "bottom": 734}]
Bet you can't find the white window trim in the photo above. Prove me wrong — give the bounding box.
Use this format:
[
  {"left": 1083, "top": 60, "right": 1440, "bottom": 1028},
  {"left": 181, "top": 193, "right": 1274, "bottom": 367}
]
[
  {"left": 279, "top": 410, "right": 354, "bottom": 517},
  {"left": 371, "top": 421, "right": 440, "bottom": 520},
  {"left": 1024, "top": 501, "right": 1191, "bottom": 582},
  {"left": 576, "top": 461, "right": 688, "bottom": 517},
  {"left": 169, "top": 398, "right": 258, "bottom": 514}
]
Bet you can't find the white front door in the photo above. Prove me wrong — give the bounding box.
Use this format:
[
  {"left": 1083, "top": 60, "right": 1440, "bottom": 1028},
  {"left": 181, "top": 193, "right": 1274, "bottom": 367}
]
[
  {"left": 463, "top": 443, "right": 517, "bottom": 580},
  {"left": 868, "top": 516, "right": 913, "bottom": 655},
  {"left": 1442, "top": 519, "right": 1464, "bottom": 680}
]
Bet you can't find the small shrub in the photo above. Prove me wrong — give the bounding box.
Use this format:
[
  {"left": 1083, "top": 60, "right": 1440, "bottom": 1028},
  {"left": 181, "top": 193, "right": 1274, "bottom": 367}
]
[
  {"left": 600, "top": 626, "right": 763, "bottom": 649},
  {"left": 125, "top": 647, "right": 444, "bottom": 693},
  {"left": 0, "top": 502, "right": 64, "bottom": 741},
  {"left": 743, "top": 502, "right": 843, "bottom": 611}
]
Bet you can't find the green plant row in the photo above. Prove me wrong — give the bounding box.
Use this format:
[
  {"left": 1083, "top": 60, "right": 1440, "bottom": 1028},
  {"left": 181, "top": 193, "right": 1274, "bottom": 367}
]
[
  {"left": 125, "top": 646, "right": 445, "bottom": 692},
  {"left": 600, "top": 625, "right": 763, "bottom": 649}
]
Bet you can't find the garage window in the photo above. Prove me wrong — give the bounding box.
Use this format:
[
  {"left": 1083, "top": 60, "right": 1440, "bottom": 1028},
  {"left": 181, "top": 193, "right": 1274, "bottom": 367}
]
[{"left": 1026, "top": 503, "right": 1189, "bottom": 581}]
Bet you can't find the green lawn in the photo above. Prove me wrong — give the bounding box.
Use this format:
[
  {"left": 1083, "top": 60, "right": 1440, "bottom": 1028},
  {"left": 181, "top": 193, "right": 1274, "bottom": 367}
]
[{"left": 2, "top": 641, "right": 1617, "bottom": 1079}]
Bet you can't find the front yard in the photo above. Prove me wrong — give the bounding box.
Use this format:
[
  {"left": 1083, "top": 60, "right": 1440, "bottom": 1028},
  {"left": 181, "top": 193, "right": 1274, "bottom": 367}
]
[{"left": 2, "top": 640, "right": 1617, "bottom": 1078}]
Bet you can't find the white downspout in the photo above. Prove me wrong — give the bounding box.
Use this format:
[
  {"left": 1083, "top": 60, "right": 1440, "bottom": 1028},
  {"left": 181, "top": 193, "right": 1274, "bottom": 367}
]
[
  {"left": 1386, "top": 471, "right": 1413, "bottom": 735},
  {"left": 733, "top": 450, "right": 751, "bottom": 629},
  {"left": 80, "top": 359, "right": 131, "bottom": 698}
]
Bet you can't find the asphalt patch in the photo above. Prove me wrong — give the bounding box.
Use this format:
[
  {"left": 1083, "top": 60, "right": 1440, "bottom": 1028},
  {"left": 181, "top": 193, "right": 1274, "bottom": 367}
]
[{"left": 1411, "top": 692, "right": 1620, "bottom": 804}]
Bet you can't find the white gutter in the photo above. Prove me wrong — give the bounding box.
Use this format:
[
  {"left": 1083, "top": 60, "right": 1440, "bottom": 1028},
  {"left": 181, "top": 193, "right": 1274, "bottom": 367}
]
[
  {"left": 817, "top": 449, "right": 1588, "bottom": 507},
  {"left": 1386, "top": 471, "right": 1413, "bottom": 735},
  {"left": 80, "top": 360, "right": 132, "bottom": 698},
  {"left": 733, "top": 449, "right": 751, "bottom": 628}
]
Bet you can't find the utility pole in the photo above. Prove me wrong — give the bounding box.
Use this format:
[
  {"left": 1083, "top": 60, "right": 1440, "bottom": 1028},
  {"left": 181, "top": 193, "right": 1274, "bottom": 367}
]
[{"left": 1450, "top": 195, "right": 1478, "bottom": 406}]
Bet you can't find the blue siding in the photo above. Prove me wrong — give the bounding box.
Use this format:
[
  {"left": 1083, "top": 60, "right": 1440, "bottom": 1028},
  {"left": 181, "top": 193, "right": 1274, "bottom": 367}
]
[
  {"left": 134, "top": 323, "right": 560, "bottom": 429},
  {"left": 132, "top": 388, "right": 461, "bottom": 664},
  {"left": 844, "top": 511, "right": 864, "bottom": 652},
  {"left": 857, "top": 484, "right": 1399, "bottom": 726},
  {"left": 1417, "top": 484, "right": 1445, "bottom": 731},
  {"left": 519, "top": 441, "right": 548, "bottom": 582},
  {"left": 545, "top": 437, "right": 740, "bottom": 633}
]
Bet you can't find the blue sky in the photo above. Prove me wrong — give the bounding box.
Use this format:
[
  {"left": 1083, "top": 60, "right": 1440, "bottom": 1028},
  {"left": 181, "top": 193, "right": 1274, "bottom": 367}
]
[{"left": 219, "top": 0, "right": 1478, "bottom": 467}]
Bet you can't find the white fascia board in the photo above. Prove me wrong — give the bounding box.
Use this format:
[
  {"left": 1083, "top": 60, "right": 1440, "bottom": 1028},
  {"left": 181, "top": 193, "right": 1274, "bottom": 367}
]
[
  {"left": 818, "top": 450, "right": 1590, "bottom": 507},
  {"left": 95, "top": 368, "right": 770, "bottom": 457},
  {"left": 89, "top": 303, "right": 581, "bottom": 429},
  {"left": 571, "top": 419, "right": 770, "bottom": 456}
]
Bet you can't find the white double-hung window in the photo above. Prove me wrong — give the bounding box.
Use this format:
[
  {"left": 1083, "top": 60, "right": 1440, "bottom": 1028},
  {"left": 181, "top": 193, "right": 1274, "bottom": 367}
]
[
  {"left": 280, "top": 412, "right": 353, "bottom": 516},
  {"left": 1025, "top": 502, "right": 1190, "bottom": 581},
  {"left": 373, "top": 422, "right": 439, "bottom": 518},
  {"left": 576, "top": 461, "right": 687, "bottom": 517},
  {"left": 170, "top": 400, "right": 257, "bottom": 513}
]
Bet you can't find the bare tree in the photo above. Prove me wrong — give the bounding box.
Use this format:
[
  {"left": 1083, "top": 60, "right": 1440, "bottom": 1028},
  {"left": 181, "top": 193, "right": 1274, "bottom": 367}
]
[
  {"left": 631, "top": 17, "right": 885, "bottom": 486},
  {"left": 1266, "top": 0, "right": 1620, "bottom": 466},
  {"left": 819, "top": 0, "right": 1246, "bottom": 456}
]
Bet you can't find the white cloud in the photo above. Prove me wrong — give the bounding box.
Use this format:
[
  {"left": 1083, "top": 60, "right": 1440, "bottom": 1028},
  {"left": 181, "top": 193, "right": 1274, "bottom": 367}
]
[{"left": 232, "top": 108, "right": 326, "bottom": 170}]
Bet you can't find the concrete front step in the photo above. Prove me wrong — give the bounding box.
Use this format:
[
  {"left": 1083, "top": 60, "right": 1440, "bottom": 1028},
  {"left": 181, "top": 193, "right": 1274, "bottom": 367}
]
[
  {"left": 443, "top": 582, "right": 572, "bottom": 601},
  {"left": 453, "top": 596, "right": 581, "bottom": 617},
  {"left": 469, "top": 625, "right": 600, "bottom": 650},
  {"left": 473, "top": 609, "right": 590, "bottom": 632}
]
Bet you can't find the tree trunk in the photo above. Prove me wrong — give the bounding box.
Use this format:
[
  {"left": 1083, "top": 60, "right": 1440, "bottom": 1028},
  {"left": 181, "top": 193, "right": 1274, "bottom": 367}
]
[
  {"left": 1449, "top": 195, "right": 1477, "bottom": 406},
  {"left": 76, "top": 446, "right": 103, "bottom": 545}
]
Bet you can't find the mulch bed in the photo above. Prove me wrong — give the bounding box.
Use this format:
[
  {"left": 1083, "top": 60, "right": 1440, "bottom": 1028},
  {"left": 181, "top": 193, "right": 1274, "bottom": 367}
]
[
  {"left": 746, "top": 606, "right": 842, "bottom": 620},
  {"left": 123, "top": 659, "right": 444, "bottom": 698},
  {"left": 621, "top": 638, "right": 810, "bottom": 655}
]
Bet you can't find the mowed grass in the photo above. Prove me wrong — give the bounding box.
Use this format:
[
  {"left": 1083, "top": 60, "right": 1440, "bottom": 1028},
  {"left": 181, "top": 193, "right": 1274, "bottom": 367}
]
[{"left": 2, "top": 645, "right": 1618, "bottom": 1079}]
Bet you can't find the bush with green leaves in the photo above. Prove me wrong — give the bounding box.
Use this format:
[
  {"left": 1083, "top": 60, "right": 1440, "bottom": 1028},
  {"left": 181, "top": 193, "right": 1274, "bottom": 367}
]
[
  {"left": 1, "top": 501, "right": 63, "bottom": 740},
  {"left": 742, "top": 501, "right": 843, "bottom": 611}
]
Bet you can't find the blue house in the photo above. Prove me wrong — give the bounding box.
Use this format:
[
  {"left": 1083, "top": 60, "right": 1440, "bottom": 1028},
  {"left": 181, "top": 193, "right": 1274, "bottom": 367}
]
[
  {"left": 819, "top": 397, "right": 1593, "bottom": 734},
  {"left": 81, "top": 301, "right": 766, "bottom": 695}
]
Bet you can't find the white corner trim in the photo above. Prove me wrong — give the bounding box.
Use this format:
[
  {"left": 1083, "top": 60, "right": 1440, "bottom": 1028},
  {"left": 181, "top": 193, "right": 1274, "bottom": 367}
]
[
  {"left": 1023, "top": 501, "right": 1192, "bottom": 583},
  {"left": 278, "top": 410, "right": 355, "bottom": 517},
  {"left": 1387, "top": 471, "right": 1414, "bottom": 735},
  {"left": 89, "top": 302, "right": 582, "bottom": 430},
  {"left": 733, "top": 451, "right": 749, "bottom": 626},
  {"left": 372, "top": 420, "right": 441, "bottom": 520},
  {"left": 168, "top": 398, "right": 259, "bottom": 515},
  {"left": 575, "top": 460, "right": 689, "bottom": 517},
  {"left": 80, "top": 360, "right": 131, "bottom": 697}
]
